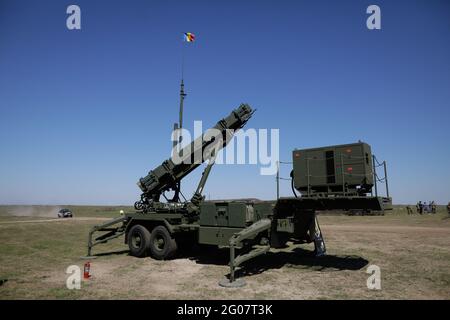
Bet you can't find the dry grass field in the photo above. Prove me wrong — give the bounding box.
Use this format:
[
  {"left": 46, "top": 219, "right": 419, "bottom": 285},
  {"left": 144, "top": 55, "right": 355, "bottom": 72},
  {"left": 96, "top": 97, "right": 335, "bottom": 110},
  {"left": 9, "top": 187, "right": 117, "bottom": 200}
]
[{"left": 0, "top": 205, "right": 449, "bottom": 299}]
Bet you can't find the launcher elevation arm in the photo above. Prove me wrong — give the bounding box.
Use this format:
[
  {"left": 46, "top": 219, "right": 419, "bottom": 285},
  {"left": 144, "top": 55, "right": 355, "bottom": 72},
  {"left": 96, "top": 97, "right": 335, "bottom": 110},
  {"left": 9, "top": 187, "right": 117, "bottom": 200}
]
[{"left": 135, "top": 104, "right": 255, "bottom": 211}]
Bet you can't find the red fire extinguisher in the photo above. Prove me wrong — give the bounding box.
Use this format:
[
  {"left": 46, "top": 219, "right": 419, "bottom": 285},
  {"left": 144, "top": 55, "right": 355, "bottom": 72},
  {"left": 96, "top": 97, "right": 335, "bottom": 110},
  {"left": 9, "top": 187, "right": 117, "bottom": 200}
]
[{"left": 83, "top": 262, "right": 91, "bottom": 279}]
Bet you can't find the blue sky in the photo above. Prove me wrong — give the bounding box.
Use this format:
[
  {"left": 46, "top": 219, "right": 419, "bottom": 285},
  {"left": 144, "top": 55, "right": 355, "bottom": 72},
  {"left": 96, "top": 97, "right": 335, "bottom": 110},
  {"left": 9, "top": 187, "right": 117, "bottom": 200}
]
[{"left": 0, "top": 0, "right": 449, "bottom": 205}]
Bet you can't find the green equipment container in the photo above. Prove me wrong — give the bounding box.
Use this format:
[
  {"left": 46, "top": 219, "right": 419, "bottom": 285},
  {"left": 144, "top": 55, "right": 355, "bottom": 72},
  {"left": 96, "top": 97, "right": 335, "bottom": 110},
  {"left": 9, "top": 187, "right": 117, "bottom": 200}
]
[{"left": 292, "top": 142, "right": 374, "bottom": 197}]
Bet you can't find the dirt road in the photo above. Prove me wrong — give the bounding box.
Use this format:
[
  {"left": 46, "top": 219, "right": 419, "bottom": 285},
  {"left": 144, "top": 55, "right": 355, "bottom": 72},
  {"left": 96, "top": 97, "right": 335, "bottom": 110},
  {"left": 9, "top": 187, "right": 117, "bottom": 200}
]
[{"left": 0, "top": 217, "right": 110, "bottom": 225}]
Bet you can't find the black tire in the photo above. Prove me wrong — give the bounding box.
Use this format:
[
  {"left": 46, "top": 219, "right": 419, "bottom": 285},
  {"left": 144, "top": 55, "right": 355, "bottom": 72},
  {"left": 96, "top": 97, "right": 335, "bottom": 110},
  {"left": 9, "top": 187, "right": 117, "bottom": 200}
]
[
  {"left": 127, "top": 225, "right": 151, "bottom": 257},
  {"left": 149, "top": 226, "right": 177, "bottom": 260}
]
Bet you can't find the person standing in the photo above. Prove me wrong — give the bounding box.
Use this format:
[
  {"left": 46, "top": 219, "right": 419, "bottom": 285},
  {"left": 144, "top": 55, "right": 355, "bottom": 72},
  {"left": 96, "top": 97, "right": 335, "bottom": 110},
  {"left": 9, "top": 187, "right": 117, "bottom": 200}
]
[{"left": 431, "top": 201, "right": 436, "bottom": 214}]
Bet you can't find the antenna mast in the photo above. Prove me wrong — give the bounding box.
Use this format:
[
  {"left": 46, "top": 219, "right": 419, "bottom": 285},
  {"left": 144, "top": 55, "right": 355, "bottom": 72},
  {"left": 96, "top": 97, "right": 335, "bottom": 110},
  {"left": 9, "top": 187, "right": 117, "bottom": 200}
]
[{"left": 179, "top": 79, "right": 186, "bottom": 130}]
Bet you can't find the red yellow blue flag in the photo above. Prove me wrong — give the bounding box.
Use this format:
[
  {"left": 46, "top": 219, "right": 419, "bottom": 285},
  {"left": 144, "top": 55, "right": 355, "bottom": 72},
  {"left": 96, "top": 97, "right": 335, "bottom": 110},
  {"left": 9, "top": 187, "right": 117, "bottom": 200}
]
[{"left": 183, "top": 32, "right": 195, "bottom": 42}]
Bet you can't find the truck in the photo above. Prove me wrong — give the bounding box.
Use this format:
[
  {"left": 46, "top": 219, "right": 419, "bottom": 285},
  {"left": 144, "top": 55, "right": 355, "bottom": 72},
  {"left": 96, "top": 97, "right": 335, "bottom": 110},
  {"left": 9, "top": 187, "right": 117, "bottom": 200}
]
[{"left": 87, "top": 105, "right": 391, "bottom": 287}]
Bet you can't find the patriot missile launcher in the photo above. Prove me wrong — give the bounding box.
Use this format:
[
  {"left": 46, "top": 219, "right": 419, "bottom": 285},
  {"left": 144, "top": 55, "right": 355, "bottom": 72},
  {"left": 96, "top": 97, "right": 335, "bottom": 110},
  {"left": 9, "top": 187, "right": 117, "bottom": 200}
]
[{"left": 87, "top": 105, "right": 390, "bottom": 286}]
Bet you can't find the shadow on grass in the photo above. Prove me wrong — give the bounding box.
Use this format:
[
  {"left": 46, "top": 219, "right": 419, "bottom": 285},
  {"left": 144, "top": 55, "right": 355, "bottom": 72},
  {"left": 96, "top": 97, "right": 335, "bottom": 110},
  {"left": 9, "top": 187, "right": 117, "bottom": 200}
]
[
  {"left": 236, "top": 248, "right": 369, "bottom": 279},
  {"left": 180, "top": 245, "right": 368, "bottom": 279}
]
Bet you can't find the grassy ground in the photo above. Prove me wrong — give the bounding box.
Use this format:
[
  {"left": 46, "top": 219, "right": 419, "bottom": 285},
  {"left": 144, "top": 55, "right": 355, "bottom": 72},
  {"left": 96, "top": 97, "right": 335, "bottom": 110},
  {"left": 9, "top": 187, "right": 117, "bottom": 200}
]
[{"left": 0, "top": 205, "right": 449, "bottom": 299}]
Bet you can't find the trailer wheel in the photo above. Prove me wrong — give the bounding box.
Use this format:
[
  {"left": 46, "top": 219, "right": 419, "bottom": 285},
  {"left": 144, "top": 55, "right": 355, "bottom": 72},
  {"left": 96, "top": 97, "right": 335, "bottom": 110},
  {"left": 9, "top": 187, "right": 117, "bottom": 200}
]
[
  {"left": 149, "top": 226, "right": 177, "bottom": 260},
  {"left": 127, "top": 225, "right": 151, "bottom": 257}
]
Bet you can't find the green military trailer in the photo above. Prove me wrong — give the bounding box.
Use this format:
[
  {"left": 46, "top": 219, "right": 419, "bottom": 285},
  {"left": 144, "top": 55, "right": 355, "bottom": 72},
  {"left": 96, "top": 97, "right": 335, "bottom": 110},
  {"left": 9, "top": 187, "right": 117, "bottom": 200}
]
[
  {"left": 87, "top": 104, "right": 327, "bottom": 286},
  {"left": 87, "top": 104, "right": 391, "bottom": 286}
]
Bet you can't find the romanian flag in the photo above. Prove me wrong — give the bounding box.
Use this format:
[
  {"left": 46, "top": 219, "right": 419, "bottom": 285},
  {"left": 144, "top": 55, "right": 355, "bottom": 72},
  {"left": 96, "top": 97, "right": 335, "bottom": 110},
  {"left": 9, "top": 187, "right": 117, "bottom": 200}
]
[{"left": 184, "top": 32, "right": 195, "bottom": 42}]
